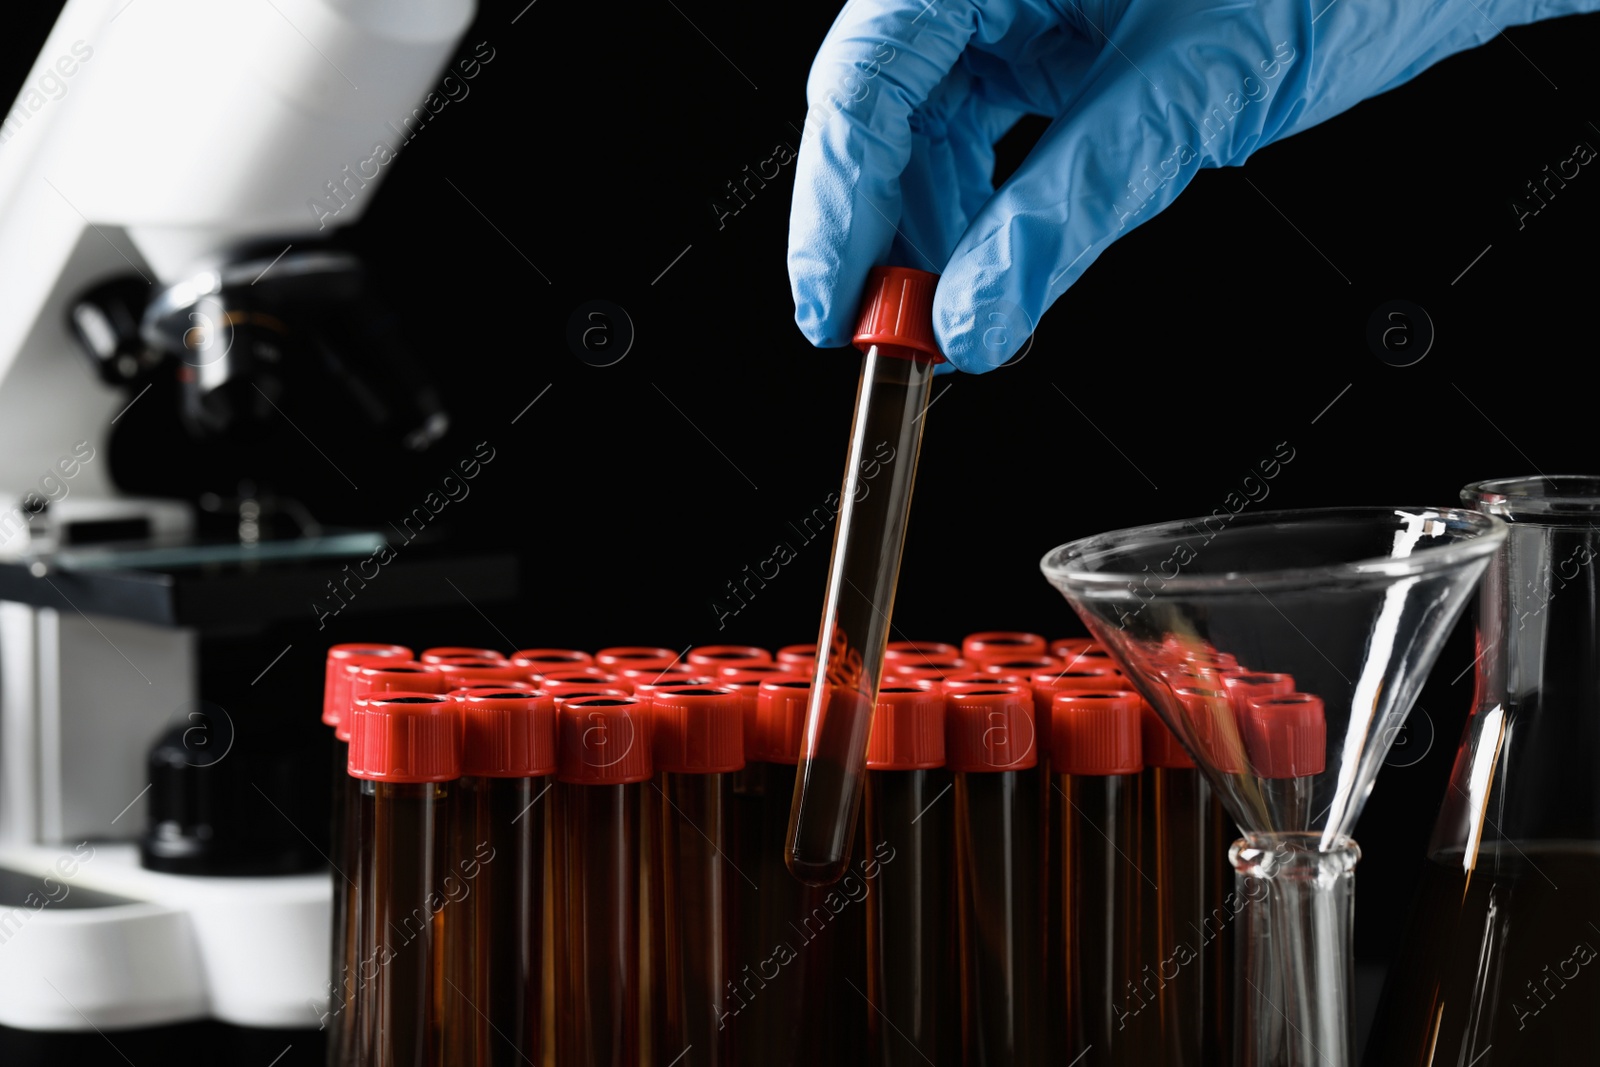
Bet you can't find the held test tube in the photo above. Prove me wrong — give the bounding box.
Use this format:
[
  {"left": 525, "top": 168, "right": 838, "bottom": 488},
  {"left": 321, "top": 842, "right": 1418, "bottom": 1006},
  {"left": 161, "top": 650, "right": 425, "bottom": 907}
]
[
  {"left": 347, "top": 692, "right": 460, "bottom": 1067},
  {"left": 444, "top": 689, "right": 558, "bottom": 1066},
  {"left": 948, "top": 684, "right": 1046, "bottom": 1067},
  {"left": 554, "top": 695, "right": 653, "bottom": 1067},
  {"left": 863, "top": 684, "right": 956, "bottom": 1066},
  {"left": 787, "top": 267, "right": 943, "bottom": 885}
]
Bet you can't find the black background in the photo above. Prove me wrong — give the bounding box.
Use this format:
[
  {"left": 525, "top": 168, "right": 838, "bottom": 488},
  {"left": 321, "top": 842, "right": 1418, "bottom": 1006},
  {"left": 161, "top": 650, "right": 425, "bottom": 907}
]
[{"left": 4, "top": 0, "right": 1598, "bottom": 1062}]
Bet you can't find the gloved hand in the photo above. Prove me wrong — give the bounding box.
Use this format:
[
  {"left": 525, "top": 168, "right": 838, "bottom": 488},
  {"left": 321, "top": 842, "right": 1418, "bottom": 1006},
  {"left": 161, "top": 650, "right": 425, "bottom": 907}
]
[{"left": 788, "top": 0, "right": 1595, "bottom": 372}]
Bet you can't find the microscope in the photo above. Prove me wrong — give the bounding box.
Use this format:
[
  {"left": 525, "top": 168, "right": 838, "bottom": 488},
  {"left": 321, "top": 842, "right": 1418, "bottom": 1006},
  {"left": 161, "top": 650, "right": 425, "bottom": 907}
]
[{"left": 0, "top": 0, "right": 510, "bottom": 1041}]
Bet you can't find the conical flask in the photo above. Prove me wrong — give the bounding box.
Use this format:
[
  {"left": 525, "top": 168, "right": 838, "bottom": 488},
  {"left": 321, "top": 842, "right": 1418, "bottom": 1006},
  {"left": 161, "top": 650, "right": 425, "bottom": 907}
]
[
  {"left": 1366, "top": 476, "right": 1600, "bottom": 1065},
  {"left": 1042, "top": 506, "right": 1505, "bottom": 1067}
]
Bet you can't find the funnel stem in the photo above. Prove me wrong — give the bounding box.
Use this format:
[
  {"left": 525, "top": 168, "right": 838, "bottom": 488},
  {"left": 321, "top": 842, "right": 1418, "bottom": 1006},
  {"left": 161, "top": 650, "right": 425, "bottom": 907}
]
[{"left": 1230, "top": 833, "right": 1360, "bottom": 1067}]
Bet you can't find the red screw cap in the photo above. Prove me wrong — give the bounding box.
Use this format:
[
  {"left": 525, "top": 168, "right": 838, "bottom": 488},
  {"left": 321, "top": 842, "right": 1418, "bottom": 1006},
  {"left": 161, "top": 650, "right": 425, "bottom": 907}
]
[
  {"left": 884, "top": 640, "right": 960, "bottom": 663},
  {"left": 323, "top": 644, "right": 412, "bottom": 727},
  {"left": 775, "top": 644, "right": 817, "bottom": 669},
  {"left": 557, "top": 696, "right": 653, "bottom": 784},
  {"left": 549, "top": 686, "right": 632, "bottom": 707},
  {"left": 1048, "top": 637, "right": 1094, "bottom": 659},
  {"left": 541, "top": 668, "right": 632, "bottom": 695},
  {"left": 1140, "top": 700, "right": 1195, "bottom": 770},
  {"left": 435, "top": 662, "right": 543, "bottom": 689},
  {"left": 752, "top": 677, "right": 815, "bottom": 764},
  {"left": 979, "top": 655, "right": 1062, "bottom": 676},
  {"left": 1052, "top": 691, "right": 1144, "bottom": 776},
  {"left": 946, "top": 684, "right": 1037, "bottom": 772},
  {"left": 686, "top": 646, "right": 772, "bottom": 671},
  {"left": 594, "top": 647, "right": 681, "bottom": 671},
  {"left": 511, "top": 648, "right": 592, "bottom": 669},
  {"left": 941, "top": 670, "right": 1026, "bottom": 693},
  {"left": 619, "top": 668, "right": 711, "bottom": 690},
  {"left": 1174, "top": 686, "right": 1246, "bottom": 774},
  {"left": 963, "top": 632, "right": 1048, "bottom": 662},
  {"left": 421, "top": 646, "right": 505, "bottom": 664},
  {"left": 449, "top": 682, "right": 536, "bottom": 700},
  {"left": 459, "top": 690, "right": 557, "bottom": 778},
  {"left": 1242, "top": 693, "right": 1327, "bottom": 779},
  {"left": 853, "top": 266, "right": 944, "bottom": 363},
  {"left": 1222, "top": 671, "right": 1296, "bottom": 714},
  {"left": 348, "top": 693, "right": 460, "bottom": 782},
  {"left": 867, "top": 685, "right": 945, "bottom": 770},
  {"left": 651, "top": 687, "right": 745, "bottom": 774},
  {"left": 343, "top": 663, "right": 449, "bottom": 741}
]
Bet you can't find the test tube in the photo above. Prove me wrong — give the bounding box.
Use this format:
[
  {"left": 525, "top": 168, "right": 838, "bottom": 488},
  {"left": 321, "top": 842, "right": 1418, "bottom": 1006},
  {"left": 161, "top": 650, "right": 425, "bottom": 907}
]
[
  {"left": 1240, "top": 692, "right": 1326, "bottom": 828},
  {"left": 748, "top": 676, "right": 859, "bottom": 1063},
  {"left": 786, "top": 267, "right": 942, "bottom": 886},
  {"left": 554, "top": 695, "right": 653, "bottom": 1067},
  {"left": 947, "top": 683, "right": 1046, "bottom": 1066},
  {"left": 444, "top": 688, "right": 557, "bottom": 1066},
  {"left": 320, "top": 644, "right": 410, "bottom": 1067},
  {"left": 863, "top": 684, "right": 956, "bottom": 1066},
  {"left": 1029, "top": 664, "right": 1125, "bottom": 1064},
  {"left": 962, "top": 631, "right": 1048, "bottom": 662},
  {"left": 650, "top": 686, "right": 745, "bottom": 1066},
  {"left": 348, "top": 692, "right": 459, "bottom": 1067},
  {"left": 342, "top": 662, "right": 449, "bottom": 1065},
  {"left": 1175, "top": 685, "right": 1248, "bottom": 1067},
  {"left": 1052, "top": 690, "right": 1143, "bottom": 1066},
  {"left": 1138, "top": 698, "right": 1207, "bottom": 1067}
]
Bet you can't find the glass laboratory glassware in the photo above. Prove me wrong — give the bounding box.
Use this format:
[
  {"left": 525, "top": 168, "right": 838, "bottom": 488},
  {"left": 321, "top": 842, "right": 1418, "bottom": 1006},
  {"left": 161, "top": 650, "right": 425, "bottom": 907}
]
[
  {"left": 948, "top": 683, "right": 1046, "bottom": 1067},
  {"left": 1365, "top": 475, "right": 1600, "bottom": 1065},
  {"left": 1052, "top": 689, "right": 1145, "bottom": 1066},
  {"left": 649, "top": 686, "right": 745, "bottom": 1067},
  {"left": 1042, "top": 506, "right": 1505, "bottom": 1067},
  {"left": 444, "top": 688, "right": 556, "bottom": 1066},
  {"left": 553, "top": 695, "right": 653, "bottom": 1067},
  {"left": 863, "top": 683, "right": 957, "bottom": 1066},
  {"left": 787, "top": 267, "right": 942, "bottom": 886}
]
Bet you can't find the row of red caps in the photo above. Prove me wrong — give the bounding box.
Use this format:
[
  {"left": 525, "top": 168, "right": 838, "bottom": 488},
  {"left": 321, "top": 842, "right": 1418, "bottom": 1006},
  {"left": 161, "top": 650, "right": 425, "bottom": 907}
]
[{"left": 321, "top": 632, "right": 1324, "bottom": 786}]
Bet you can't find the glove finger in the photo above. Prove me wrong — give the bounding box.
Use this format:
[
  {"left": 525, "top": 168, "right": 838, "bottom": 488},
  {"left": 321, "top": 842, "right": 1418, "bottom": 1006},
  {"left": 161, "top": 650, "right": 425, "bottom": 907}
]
[
  {"left": 934, "top": 21, "right": 1307, "bottom": 371},
  {"left": 788, "top": 0, "right": 1000, "bottom": 349}
]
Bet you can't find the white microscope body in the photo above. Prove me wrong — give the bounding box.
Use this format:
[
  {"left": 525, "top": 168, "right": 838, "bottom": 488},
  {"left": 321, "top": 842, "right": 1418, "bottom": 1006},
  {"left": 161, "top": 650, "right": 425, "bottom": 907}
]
[{"left": 0, "top": 0, "right": 474, "bottom": 1030}]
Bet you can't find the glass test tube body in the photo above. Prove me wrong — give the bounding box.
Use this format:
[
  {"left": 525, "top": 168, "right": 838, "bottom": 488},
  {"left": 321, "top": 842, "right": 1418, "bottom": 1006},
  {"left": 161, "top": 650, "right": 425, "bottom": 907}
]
[
  {"left": 444, "top": 774, "right": 547, "bottom": 1066},
  {"left": 555, "top": 781, "right": 641, "bottom": 1067},
  {"left": 954, "top": 767, "right": 1045, "bottom": 1066},
  {"left": 864, "top": 767, "right": 957, "bottom": 1066},
  {"left": 788, "top": 346, "right": 935, "bottom": 884},
  {"left": 329, "top": 738, "right": 357, "bottom": 1067},
  {"left": 357, "top": 780, "right": 449, "bottom": 1067},
  {"left": 1059, "top": 772, "right": 1141, "bottom": 1065},
  {"left": 752, "top": 759, "right": 857, "bottom": 1064},
  {"left": 657, "top": 770, "right": 736, "bottom": 1066},
  {"left": 1139, "top": 766, "right": 1207, "bottom": 1066}
]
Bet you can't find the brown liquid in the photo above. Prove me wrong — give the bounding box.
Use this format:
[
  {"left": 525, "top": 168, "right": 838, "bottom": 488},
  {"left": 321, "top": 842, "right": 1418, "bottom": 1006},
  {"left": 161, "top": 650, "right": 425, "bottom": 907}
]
[
  {"left": 957, "top": 770, "right": 1046, "bottom": 1067},
  {"left": 864, "top": 767, "right": 958, "bottom": 1066},
  {"left": 1137, "top": 767, "right": 1207, "bottom": 1067},
  {"left": 1364, "top": 841, "right": 1600, "bottom": 1066},
  {"left": 443, "top": 774, "right": 546, "bottom": 1067},
  {"left": 358, "top": 780, "right": 448, "bottom": 1067},
  {"left": 554, "top": 783, "right": 641, "bottom": 1067},
  {"left": 657, "top": 771, "right": 737, "bottom": 1067},
  {"left": 1058, "top": 773, "right": 1141, "bottom": 1066}
]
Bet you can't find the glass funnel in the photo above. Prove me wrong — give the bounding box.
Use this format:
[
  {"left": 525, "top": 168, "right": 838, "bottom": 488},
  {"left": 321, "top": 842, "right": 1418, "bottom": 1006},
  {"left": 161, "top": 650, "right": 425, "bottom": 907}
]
[
  {"left": 1366, "top": 476, "right": 1600, "bottom": 1066},
  {"left": 1041, "top": 507, "right": 1506, "bottom": 1067}
]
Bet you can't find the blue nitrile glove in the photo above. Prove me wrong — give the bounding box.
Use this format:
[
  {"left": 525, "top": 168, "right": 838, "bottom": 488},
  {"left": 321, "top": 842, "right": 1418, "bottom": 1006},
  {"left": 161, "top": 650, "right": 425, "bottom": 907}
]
[{"left": 788, "top": 0, "right": 1597, "bottom": 372}]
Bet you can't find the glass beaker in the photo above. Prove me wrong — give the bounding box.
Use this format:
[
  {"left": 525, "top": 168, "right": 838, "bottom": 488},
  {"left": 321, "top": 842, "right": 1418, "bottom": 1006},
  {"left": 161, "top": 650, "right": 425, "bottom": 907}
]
[{"left": 1365, "top": 475, "right": 1600, "bottom": 1066}]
